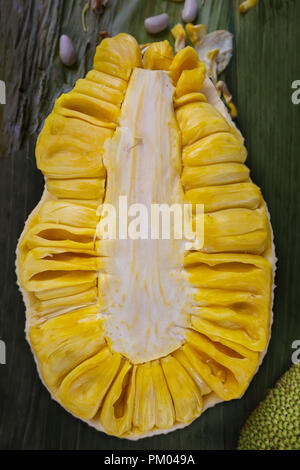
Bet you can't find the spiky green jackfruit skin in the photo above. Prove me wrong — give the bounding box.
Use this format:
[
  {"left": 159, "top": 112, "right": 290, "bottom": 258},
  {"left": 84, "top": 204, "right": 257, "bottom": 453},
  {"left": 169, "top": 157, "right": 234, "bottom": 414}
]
[{"left": 238, "top": 363, "right": 300, "bottom": 450}]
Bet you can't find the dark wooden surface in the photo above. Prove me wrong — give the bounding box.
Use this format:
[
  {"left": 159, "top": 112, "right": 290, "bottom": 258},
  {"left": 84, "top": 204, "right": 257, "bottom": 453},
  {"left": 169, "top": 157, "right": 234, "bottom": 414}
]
[{"left": 0, "top": 0, "right": 299, "bottom": 450}]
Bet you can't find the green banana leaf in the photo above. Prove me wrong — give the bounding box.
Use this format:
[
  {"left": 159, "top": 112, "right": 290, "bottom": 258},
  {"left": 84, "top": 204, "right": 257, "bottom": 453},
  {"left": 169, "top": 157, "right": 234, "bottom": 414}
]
[{"left": 0, "top": 0, "right": 299, "bottom": 450}]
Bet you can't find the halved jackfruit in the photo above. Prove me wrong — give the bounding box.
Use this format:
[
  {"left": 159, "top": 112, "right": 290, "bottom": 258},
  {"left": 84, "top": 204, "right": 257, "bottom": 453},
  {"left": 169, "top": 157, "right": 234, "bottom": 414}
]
[{"left": 16, "top": 34, "right": 275, "bottom": 439}]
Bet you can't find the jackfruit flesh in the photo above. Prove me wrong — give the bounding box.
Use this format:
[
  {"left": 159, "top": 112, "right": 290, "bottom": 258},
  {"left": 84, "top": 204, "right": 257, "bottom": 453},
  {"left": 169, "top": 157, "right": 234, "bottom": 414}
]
[{"left": 16, "top": 34, "right": 275, "bottom": 439}]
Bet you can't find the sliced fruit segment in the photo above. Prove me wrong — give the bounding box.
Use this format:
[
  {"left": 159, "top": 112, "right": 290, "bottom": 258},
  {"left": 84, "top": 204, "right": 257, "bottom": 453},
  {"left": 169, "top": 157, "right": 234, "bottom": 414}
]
[
  {"left": 36, "top": 133, "right": 106, "bottom": 179},
  {"left": 100, "top": 362, "right": 136, "bottom": 437},
  {"left": 151, "top": 360, "right": 175, "bottom": 429},
  {"left": 59, "top": 347, "right": 121, "bottom": 420},
  {"left": 74, "top": 78, "right": 124, "bottom": 106},
  {"left": 169, "top": 47, "right": 201, "bottom": 83},
  {"left": 133, "top": 362, "right": 155, "bottom": 432},
  {"left": 175, "top": 65, "right": 206, "bottom": 98},
  {"left": 46, "top": 177, "right": 105, "bottom": 200},
  {"left": 34, "top": 278, "right": 97, "bottom": 301},
  {"left": 25, "top": 270, "right": 98, "bottom": 294},
  {"left": 161, "top": 355, "right": 203, "bottom": 423},
  {"left": 185, "top": 330, "right": 259, "bottom": 400},
  {"left": 94, "top": 33, "right": 142, "bottom": 81},
  {"left": 143, "top": 40, "right": 174, "bottom": 70},
  {"left": 86, "top": 70, "right": 127, "bottom": 92},
  {"left": 172, "top": 348, "right": 212, "bottom": 396},
  {"left": 37, "top": 201, "right": 98, "bottom": 229},
  {"left": 54, "top": 92, "right": 120, "bottom": 127},
  {"left": 182, "top": 132, "right": 247, "bottom": 166},
  {"left": 193, "top": 287, "right": 266, "bottom": 309},
  {"left": 185, "top": 183, "right": 262, "bottom": 213},
  {"left": 21, "top": 247, "right": 101, "bottom": 289},
  {"left": 41, "top": 113, "right": 114, "bottom": 145},
  {"left": 32, "top": 286, "right": 97, "bottom": 316},
  {"left": 174, "top": 92, "right": 207, "bottom": 108},
  {"left": 21, "top": 222, "right": 97, "bottom": 252},
  {"left": 185, "top": 252, "right": 272, "bottom": 294},
  {"left": 190, "top": 305, "right": 268, "bottom": 352},
  {"left": 186, "top": 253, "right": 272, "bottom": 351},
  {"left": 182, "top": 162, "right": 250, "bottom": 189},
  {"left": 201, "top": 208, "right": 268, "bottom": 254},
  {"left": 176, "top": 102, "right": 233, "bottom": 146}
]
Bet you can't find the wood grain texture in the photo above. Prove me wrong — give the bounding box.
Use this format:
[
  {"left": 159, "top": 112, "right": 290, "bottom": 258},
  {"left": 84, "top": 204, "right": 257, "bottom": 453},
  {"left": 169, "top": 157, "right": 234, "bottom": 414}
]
[{"left": 0, "top": 0, "right": 299, "bottom": 450}]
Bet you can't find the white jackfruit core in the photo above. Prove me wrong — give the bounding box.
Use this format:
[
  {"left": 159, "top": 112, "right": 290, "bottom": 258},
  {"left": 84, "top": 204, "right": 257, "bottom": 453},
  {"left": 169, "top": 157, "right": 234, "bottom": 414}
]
[{"left": 97, "top": 68, "right": 192, "bottom": 364}]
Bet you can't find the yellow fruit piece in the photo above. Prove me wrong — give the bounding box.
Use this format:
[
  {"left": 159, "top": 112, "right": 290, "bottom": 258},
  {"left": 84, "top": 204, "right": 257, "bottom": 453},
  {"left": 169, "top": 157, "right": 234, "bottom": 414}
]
[
  {"left": 185, "top": 23, "right": 207, "bottom": 47},
  {"left": 171, "top": 24, "right": 186, "bottom": 53},
  {"left": 151, "top": 360, "right": 175, "bottom": 429},
  {"left": 161, "top": 355, "right": 203, "bottom": 423},
  {"left": 185, "top": 252, "right": 272, "bottom": 293},
  {"left": 32, "top": 286, "right": 97, "bottom": 317},
  {"left": 46, "top": 177, "right": 105, "bottom": 200},
  {"left": 173, "top": 348, "right": 212, "bottom": 396},
  {"left": 34, "top": 279, "right": 97, "bottom": 301},
  {"left": 133, "top": 363, "right": 155, "bottom": 432},
  {"left": 21, "top": 248, "right": 100, "bottom": 295},
  {"left": 41, "top": 112, "right": 114, "bottom": 145},
  {"left": 85, "top": 70, "right": 127, "bottom": 92},
  {"left": 54, "top": 92, "right": 119, "bottom": 128},
  {"left": 169, "top": 46, "right": 201, "bottom": 83},
  {"left": 185, "top": 253, "right": 272, "bottom": 351},
  {"left": 202, "top": 208, "right": 268, "bottom": 254},
  {"left": 74, "top": 78, "right": 124, "bottom": 106},
  {"left": 94, "top": 33, "right": 142, "bottom": 80},
  {"left": 29, "top": 307, "right": 105, "bottom": 389},
  {"left": 175, "top": 64, "right": 206, "bottom": 98},
  {"left": 25, "top": 270, "right": 98, "bottom": 294},
  {"left": 173, "top": 92, "right": 207, "bottom": 108},
  {"left": 185, "top": 182, "right": 262, "bottom": 213},
  {"left": 181, "top": 162, "right": 250, "bottom": 189},
  {"left": 185, "top": 330, "right": 259, "bottom": 400},
  {"left": 100, "top": 362, "right": 136, "bottom": 437},
  {"left": 37, "top": 201, "right": 98, "bottom": 228},
  {"left": 21, "top": 222, "right": 97, "bottom": 252},
  {"left": 176, "top": 101, "right": 233, "bottom": 146},
  {"left": 182, "top": 132, "right": 247, "bottom": 166}
]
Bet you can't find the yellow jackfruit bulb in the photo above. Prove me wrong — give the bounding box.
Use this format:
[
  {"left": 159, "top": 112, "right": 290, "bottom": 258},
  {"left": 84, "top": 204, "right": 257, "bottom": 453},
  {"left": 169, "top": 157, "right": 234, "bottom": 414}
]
[
  {"left": 185, "top": 23, "right": 207, "bottom": 46},
  {"left": 29, "top": 307, "right": 105, "bottom": 390},
  {"left": 175, "top": 64, "right": 206, "bottom": 98},
  {"left": 173, "top": 92, "right": 207, "bottom": 109},
  {"left": 59, "top": 348, "right": 122, "bottom": 420},
  {"left": 176, "top": 101, "right": 232, "bottom": 146},
  {"left": 161, "top": 355, "right": 203, "bottom": 423},
  {"left": 169, "top": 46, "right": 201, "bottom": 83},
  {"left": 133, "top": 363, "right": 156, "bottom": 432},
  {"left": 94, "top": 33, "right": 142, "bottom": 81},
  {"left": 171, "top": 24, "right": 186, "bottom": 52},
  {"left": 100, "top": 362, "right": 136, "bottom": 437}
]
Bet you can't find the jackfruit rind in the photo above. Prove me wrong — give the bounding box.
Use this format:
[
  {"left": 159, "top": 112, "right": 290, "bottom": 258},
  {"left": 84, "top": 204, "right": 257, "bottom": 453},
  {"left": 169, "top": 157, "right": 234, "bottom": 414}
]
[
  {"left": 238, "top": 363, "right": 300, "bottom": 450},
  {"left": 16, "top": 33, "right": 276, "bottom": 439}
]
